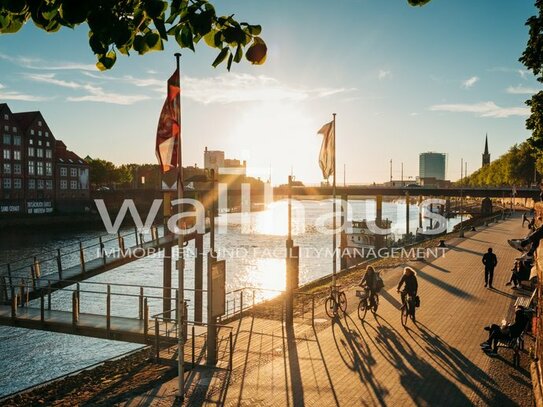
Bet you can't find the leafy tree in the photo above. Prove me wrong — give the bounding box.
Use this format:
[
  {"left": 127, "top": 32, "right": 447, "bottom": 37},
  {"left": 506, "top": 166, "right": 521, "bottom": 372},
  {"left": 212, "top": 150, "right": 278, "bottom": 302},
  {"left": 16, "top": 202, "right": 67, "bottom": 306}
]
[
  {"left": 86, "top": 157, "right": 117, "bottom": 187},
  {"left": 0, "top": 0, "right": 267, "bottom": 71}
]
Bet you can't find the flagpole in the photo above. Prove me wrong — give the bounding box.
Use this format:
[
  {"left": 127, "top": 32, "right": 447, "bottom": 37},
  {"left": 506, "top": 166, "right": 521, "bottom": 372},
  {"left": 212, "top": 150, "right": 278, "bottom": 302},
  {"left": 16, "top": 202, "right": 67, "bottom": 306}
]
[
  {"left": 174, "top": 52, "right": 185, "bottom": 401},
  {"left": 332, "top": 113, "right": 337, "bottom": 286}
]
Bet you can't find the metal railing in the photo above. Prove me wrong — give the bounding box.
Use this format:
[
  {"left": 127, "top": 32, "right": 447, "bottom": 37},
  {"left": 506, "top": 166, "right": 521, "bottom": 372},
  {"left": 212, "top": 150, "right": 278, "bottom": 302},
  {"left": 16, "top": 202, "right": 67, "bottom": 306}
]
[{"left": 0, "top": 223, "right": 165, "bottom": 286}]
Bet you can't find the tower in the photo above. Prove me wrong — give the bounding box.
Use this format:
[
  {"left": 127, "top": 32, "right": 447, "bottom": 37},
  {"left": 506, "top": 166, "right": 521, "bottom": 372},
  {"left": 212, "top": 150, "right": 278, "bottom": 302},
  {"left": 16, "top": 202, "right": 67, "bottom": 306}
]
[{"left": 482, "top": 134, "right": 490, "bottom": 167}]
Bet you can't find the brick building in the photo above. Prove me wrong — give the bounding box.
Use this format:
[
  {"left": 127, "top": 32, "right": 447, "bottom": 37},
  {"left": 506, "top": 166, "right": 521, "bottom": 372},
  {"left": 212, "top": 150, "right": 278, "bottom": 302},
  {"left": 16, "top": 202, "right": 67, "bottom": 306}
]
[{"left": 0, "top": 103, "right": 89, "bottom": 214}]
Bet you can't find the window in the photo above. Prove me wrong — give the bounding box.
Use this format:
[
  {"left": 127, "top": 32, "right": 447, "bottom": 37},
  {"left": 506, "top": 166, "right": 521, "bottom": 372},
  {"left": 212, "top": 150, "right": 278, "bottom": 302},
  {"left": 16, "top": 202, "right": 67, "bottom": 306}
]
[
  {"left": 30, "top": 129, "right": 34, "bottom": 135},
  {"left": 37, "top": 179, "right": 44, "bottom": 189},
  {"left": 36, "top": 149, "right": 43, "bottom": 158},
  {"left": 13, "top": 164, "right": 21, "bottom": 175},
  {"left": 29, "top": 139, "right": 33, "bottom": 145},
  {"left": 38, "top": 140, "right": 42, "bottom": 146},
  {"left": 3, "top": 149, "right": 10, "bottom": 160},
  {"left": 28, "top": 147, "right": 34, "bottom": 157},
  {"left": 60, "top": 180, "right": 67, "bottom": 190},
  {"left": 37, "top": 162, "right": 44, "bottom": 176},
  {"left": 3, "top": 163, "right": 10, "bottom": 174},
  {"left": 12, "top": 127, "right": 16, "bottom": 133},
  {"left": 46, "top": 141, "right": 50, "bottom": 147},
  {"left": 3, "top": 114, "right": 7, "bottom": 120},
  {"left": 45, "top": 149, "right": 52, "bottom": 159},
  {"left": 28, "top": 161, "right": 34, "bottom": 175},
  {"left": 13, "top": 150, "right": 20, "bottom": 161},
  {"left": 38, "top": 120, "right": 42, "bottom": 126},
  {"left": 45, "top": 180, "right": 52, "bottom": 190},
  {"left": 45, "top": 162, "right": 52, "bottom": 176},
  {"left": 13, "top": 135, "right": 21, "bottom": 146},
  {"left": 3, "top": 178, "right": 11, "bottom": 189},
  {"left": 70, "top": 180, "right": 78, "bottom": 189},
  {"left": 38, "top": 130, "right": 42, "bottom": 136},
  {"left": 28, "top": 179, "right": 35, "bottom": 189},
  {"left": 45, "top": 131, "right": 49, "bottom": 137},
  {"left": 2, "top": 134, "right": 10, "bottom": 145},
  {"left": 3, "top": 125, "right": 8, "bottom": 131},
  {"left": 13, "top": 179, "right": 21, "bottom": 189},
  {"left": 60, "top": 167, "right": 67, "bottom": 177},
  {"left": 70, "top": 168, "right": 77, "bottom": 177}
]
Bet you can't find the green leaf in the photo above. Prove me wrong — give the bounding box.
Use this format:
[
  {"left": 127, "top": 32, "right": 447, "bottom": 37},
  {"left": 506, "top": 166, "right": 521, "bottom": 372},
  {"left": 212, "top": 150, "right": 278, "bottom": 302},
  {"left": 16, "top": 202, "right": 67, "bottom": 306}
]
[
  {"left": 4, "top": 0, "right": 27, "bottom": 14},
  {"left": 133, "top": 35, "right": 150, "bottom": 54},
  {"left": 145, "top": 31, "right": 163, "bottom": 51},
  {"left": 154, "top": 17, "right": 168, "bottom": 39},
  {"left": 60, "top": 0, "right": 90, "bottom": 25},
  {"left": 175, "top": 25, "right": 194, "bottom": 51},
  {"left": 241, "top": 23, "right": 261, "bottom": 36},
  {"left": 245, "top": 37, "right": 267, "bottom": 65},
  {"left": 203, "top": 29, "right": 221, "bottom": 48},
  {"left": 227, "top": 52, "right": 233, "bottom": 71},
  {"left": 144, "top": 0, "right": 168, "bottom": 19},
  {"left": 96, "top": 50, "right": 117, "bottom": 71},
  {"left": 234, "top": 44, "right": 242, "bottom": 63},
  {"left": 89, "top": 34, "right": 108, "bottom": 54},
  {"left": 212, "top": 47, "right": 229, "bottom": 67}
]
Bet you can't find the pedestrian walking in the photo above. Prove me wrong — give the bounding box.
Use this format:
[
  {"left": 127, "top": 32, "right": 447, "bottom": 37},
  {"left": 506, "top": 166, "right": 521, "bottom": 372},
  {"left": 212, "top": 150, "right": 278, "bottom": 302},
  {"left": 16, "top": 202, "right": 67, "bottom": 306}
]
[{"left": 482, "top": 247, "right": 498, "bottom": 288}]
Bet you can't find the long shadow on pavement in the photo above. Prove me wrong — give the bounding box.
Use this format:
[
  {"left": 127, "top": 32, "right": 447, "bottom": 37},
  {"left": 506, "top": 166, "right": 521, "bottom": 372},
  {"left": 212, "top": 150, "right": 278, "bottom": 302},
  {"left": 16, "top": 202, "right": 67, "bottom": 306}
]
[
  {"left": 357, "top": 315, "right": 475, "bottom": 406},
  {"left": 405, "top": 320, "right": 512, "bottom": 405},
  {"left": 415, "top": 267, "right": 475, "bottom": 300},
  {"left": 331, "top": 314, "right": 389, "bottom": 406}
]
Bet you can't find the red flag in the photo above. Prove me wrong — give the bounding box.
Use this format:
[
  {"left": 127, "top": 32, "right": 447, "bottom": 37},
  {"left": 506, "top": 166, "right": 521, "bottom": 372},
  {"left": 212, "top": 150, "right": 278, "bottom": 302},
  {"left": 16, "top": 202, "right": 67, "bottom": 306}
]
[{"left": 156, "top": 68, "right": 181, "bottom": 173}]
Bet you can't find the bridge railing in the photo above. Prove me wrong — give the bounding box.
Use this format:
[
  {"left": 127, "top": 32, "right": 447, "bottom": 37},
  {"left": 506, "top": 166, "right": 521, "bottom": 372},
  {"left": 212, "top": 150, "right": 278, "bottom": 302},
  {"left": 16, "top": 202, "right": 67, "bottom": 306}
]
[
  {"left": 148, "top": 310, "right": 234, "bottom": 369},
  {"left": 0, "top": 223, "right": 166, "bottom": 290},
  {"left": 0, "top": 278, "right": 212, "bottom": 323}
]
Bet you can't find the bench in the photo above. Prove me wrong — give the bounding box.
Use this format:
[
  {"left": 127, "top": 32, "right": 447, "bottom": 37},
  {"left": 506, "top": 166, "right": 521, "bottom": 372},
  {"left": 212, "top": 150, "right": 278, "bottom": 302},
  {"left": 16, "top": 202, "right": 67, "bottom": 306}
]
[{"left": 496, "top": 289, "right": 536, "bottom": 367}]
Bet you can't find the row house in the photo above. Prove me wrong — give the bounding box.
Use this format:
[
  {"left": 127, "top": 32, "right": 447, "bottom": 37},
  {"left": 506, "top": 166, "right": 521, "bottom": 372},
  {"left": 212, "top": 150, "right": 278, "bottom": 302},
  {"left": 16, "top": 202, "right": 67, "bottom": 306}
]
[{"left": 0, "top": 103, "right": 90, "bottom": 214}]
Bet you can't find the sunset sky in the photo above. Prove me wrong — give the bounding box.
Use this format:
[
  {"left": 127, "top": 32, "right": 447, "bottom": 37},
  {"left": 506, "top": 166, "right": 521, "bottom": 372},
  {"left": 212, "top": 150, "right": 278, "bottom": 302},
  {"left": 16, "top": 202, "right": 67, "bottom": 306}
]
[{"left": 0, "top": 0, "right": 539, "bottom": 184}]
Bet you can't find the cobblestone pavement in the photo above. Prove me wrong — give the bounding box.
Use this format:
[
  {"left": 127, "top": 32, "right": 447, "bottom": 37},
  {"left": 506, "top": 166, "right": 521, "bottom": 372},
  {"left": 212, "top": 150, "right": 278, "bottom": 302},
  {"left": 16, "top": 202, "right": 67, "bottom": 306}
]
[{"left": 123, "top": 215, "right": 534, "bottom": 407}]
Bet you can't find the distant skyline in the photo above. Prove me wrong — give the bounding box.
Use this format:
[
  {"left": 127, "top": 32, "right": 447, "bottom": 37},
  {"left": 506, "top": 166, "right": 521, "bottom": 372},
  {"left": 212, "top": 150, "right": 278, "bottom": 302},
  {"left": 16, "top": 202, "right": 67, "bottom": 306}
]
[{"left": 0, "top": 0, "right": 539, "bottom": 184}]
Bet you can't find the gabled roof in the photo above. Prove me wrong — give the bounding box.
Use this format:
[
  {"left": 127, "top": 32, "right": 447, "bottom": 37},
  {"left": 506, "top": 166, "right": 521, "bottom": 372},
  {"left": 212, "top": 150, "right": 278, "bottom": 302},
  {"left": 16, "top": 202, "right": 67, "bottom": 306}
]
[
  {"left": 55, "top": 139, "right": 87, "bottom": 165},
  {"left": 13, "top": 111, "right": 41, "bottom": 132}
]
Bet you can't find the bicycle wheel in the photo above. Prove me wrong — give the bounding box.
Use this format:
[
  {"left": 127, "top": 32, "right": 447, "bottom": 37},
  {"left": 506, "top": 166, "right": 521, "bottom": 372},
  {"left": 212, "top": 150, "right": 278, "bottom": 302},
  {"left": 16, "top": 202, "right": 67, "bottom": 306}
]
[
  {"left": 358, "top": 300, "right": 368, "bottom": 321},
  {"left": 338, "top": 291, "right": 347, "bottom": 313},
  {"left": 325, "top": 297, "right": 336, "bottom": 318},
  {"left": 401, "top": 304, "right": 409, "bottom": 326}
]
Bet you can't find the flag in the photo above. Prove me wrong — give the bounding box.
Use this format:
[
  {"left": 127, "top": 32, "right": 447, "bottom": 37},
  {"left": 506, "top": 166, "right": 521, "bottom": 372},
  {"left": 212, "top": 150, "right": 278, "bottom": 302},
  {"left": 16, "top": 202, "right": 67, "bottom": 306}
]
[
  {"left": 156, "top": 68, "right": 181, "bottom": 173},
  {"left": 317, "top": 120, "right": 335, "bottom": 179}
]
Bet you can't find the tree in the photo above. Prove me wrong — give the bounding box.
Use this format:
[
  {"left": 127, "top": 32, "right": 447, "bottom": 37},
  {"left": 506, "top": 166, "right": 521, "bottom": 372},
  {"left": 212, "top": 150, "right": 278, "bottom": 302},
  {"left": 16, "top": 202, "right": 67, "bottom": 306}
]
[{"left": 0, "top": 0, "right": 267, "bottom": 71}]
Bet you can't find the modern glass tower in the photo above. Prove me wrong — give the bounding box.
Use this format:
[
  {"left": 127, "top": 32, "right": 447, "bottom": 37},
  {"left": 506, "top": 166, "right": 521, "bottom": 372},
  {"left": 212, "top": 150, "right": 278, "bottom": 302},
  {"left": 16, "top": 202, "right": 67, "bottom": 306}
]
[{"left": 419, "top": 152, "right": 446, "bottom": 180}]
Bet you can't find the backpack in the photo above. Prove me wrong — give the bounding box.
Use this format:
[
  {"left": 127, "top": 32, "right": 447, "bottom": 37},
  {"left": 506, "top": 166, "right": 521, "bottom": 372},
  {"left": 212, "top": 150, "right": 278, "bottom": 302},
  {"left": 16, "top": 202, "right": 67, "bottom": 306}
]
[{"left": 374, "top": 272, "right": 385, "bottom": 292}]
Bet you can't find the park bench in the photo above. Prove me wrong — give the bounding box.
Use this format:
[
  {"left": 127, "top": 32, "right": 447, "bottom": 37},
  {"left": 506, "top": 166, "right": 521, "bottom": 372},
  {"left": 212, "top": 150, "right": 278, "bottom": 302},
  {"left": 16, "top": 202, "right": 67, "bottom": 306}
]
[{"left": 497, "top": 289, "right": 537, "bottom": 367}]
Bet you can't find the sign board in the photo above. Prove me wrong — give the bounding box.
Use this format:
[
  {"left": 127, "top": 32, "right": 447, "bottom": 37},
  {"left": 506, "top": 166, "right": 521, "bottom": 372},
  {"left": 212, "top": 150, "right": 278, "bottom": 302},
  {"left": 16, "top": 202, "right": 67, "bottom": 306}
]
[
  {"left": 0, "top": 205, "right": 20, "bottom": 213},
  {"left": 211, "top": 260, "right": 226, "bottom": 318},
  {"left": 27, "top": 201, "right": 53, "bottom": 214}
]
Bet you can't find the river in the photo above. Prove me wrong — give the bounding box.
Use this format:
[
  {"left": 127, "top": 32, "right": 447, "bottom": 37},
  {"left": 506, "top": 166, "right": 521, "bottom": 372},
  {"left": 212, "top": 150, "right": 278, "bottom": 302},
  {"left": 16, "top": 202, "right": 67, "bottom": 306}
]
[{"left": 0, "top": 198, "right": 462, "bottom": 396}]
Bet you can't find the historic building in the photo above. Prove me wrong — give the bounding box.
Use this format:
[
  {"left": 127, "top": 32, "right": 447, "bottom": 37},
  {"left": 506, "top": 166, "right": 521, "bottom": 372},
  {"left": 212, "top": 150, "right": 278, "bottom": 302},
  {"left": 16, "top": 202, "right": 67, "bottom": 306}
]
[{"left": 0, "top": 103, "right": 89, "bottom": 214}]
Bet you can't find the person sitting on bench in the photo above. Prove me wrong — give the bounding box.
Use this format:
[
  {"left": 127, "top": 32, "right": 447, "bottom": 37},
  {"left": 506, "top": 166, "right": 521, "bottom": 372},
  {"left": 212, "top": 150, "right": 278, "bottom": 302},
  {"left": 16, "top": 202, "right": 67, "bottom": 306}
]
[
  {"left": 505, "top": 260, "right": 521, "bottom": 288},
  {"left": 480, "top": 305, "right": 529, "bottom": 355}
]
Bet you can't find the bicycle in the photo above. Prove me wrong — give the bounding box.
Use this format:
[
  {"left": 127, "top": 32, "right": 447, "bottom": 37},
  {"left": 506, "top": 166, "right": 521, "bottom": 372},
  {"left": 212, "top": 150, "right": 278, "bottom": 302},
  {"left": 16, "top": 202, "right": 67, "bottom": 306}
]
[
  {"left": 357, "top": 288, "right": 379, "bottom": 321},
  {"left": 399, "top": 291, "right": 416, "bottom": 325},
  {"left": 324, "top": 285, "right": 347, "bottom": 318}
]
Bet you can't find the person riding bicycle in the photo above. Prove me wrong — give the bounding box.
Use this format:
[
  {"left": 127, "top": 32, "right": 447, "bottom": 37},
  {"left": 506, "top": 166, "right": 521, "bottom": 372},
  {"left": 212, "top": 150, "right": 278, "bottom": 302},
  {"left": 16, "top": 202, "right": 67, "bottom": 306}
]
[
  {"left": 397, "top": 266, "right": 418, "bottom": 307},
  {"left": 359, "top": 265, "right": 379, "bottom": 309}
]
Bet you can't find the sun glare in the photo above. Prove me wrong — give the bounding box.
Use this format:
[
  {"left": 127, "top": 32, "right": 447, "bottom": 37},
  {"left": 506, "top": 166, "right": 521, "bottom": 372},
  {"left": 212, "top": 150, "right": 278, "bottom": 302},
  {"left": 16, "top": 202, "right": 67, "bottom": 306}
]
[{"left": 228, "top": 101, "right": 319, "bottom": 183}]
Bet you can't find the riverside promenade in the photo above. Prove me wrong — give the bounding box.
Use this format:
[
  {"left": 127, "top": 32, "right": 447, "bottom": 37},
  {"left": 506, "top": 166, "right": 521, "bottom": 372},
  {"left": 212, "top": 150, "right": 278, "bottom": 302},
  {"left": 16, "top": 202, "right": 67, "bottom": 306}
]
[{"left": 87, "top": 216, "right": 538, "bottom": 406}]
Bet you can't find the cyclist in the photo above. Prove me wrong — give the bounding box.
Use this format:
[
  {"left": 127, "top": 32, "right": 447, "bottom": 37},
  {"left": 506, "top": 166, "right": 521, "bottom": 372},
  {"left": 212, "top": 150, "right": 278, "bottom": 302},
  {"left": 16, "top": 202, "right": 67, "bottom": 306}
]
[
  {"left": 359, "top": 265, "right": 379, "bottom": 310},
  {"left": 397, "top": 266, "right": 418, "bottom": 317}
]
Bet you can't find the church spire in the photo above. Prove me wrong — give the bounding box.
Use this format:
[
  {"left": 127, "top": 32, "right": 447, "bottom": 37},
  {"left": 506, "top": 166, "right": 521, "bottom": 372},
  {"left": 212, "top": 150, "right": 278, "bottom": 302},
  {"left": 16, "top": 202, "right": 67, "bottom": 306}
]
[{"left": 482, "top": 134, "right": 490, "bottom": 167}]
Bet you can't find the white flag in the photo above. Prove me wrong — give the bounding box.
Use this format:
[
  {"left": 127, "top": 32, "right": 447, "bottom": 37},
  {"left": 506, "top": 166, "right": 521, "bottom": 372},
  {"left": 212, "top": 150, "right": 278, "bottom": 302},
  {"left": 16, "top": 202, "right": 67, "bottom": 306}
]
[{"left": 317, "top": 120, "right": 335, "bottom": 179}]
